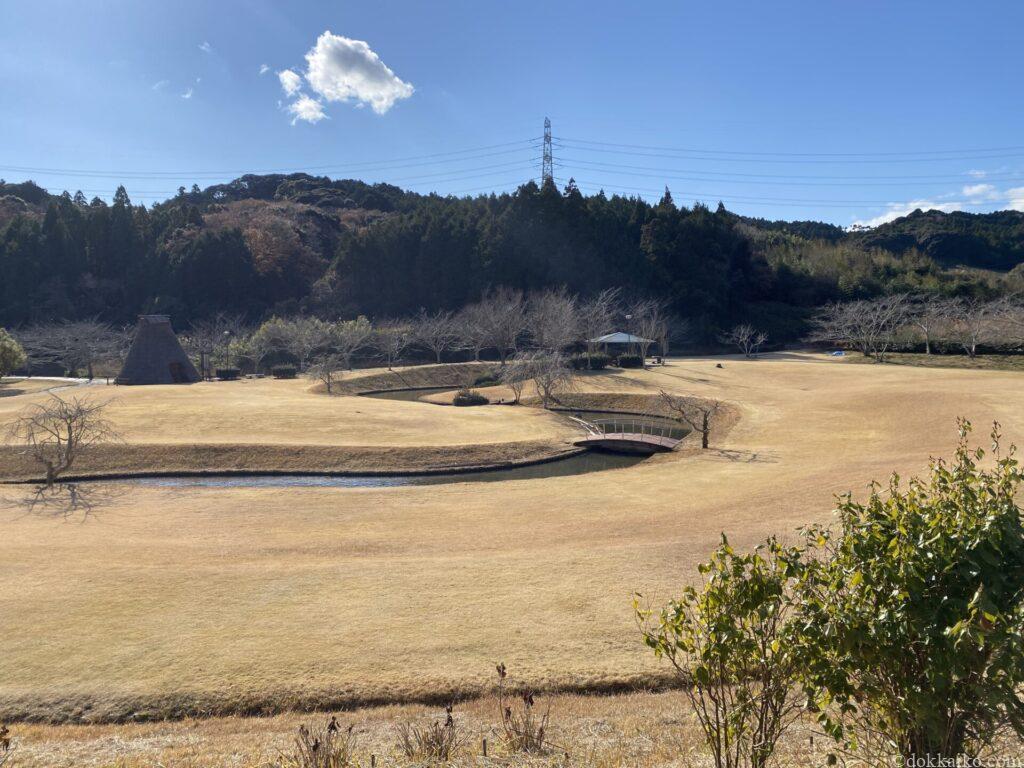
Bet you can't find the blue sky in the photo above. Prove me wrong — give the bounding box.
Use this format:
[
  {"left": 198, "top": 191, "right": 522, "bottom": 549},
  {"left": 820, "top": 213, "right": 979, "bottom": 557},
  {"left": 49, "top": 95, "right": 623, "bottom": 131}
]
[{"left": 1, "top": 0, "right": 1022, "bottom": 225}]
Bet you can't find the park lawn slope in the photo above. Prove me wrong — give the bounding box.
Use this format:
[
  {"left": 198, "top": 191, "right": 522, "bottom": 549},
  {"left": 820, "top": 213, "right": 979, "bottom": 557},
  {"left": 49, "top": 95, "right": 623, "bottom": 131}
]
[{"left": 2, "top": 355, "right": 1024, "bottom": 723}]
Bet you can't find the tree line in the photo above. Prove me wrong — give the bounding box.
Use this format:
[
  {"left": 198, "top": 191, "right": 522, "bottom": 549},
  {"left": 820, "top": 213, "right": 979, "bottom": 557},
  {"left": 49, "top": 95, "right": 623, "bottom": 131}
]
[
  {"left": 808, "top": 294, "right": 1024, "bottom": 361},
  {"left": 4, "top": 176, "right": 1021, "bottom": 345},
  {"left": 1, "top": 287, "right": 674, "bottom": 381}
]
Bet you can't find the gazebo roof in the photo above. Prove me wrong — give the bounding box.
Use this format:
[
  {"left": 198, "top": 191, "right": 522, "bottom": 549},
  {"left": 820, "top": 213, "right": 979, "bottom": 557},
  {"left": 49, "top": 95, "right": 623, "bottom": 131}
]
[{"left": 589, "top": 332, "right": 656, "bottom": 344}]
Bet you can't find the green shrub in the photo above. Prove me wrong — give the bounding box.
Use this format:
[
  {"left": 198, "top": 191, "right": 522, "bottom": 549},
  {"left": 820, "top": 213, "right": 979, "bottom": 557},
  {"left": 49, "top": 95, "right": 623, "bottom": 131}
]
[
  {"left": 637, "top": 536, "right": 804, "bottom": 768},
  {"left": 795, "top": 420, "right": 1024, "bottom": 764},
  {"left": 272, "top": 366, "right": 298, "bottom": 379},
  {"left": 0, "top": 327, "right": 26, "bottom": 377},
  {"left": 616, "top": 354, "right": 644, "bottom": 368},
  {"left": 452, "top": 388, "right": 489, "bottom": 406},
  {"left": 216, "top": 368, "right": 240, "bottom": 381},
  {"left": 570, "top": 352, "right": 611, "bottom": 370}
]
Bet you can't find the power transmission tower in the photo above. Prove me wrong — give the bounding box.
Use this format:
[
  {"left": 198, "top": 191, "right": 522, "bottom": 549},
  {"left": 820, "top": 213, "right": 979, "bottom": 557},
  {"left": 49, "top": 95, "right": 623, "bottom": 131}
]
[{"left": 541, "top": 117, "right": 554, "bottom": 185}]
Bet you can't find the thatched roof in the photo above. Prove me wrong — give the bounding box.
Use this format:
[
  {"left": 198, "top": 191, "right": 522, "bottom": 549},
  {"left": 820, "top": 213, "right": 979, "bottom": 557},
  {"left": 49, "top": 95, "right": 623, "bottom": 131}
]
[{"left": 116, "top": 315, "right": 200, "bottom": 385}]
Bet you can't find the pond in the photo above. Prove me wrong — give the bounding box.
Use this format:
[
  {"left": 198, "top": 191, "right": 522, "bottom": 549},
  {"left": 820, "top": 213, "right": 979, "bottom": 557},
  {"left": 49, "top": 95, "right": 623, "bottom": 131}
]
[{"left": 109, "top": 450, "right": 647, "bottom": 489}]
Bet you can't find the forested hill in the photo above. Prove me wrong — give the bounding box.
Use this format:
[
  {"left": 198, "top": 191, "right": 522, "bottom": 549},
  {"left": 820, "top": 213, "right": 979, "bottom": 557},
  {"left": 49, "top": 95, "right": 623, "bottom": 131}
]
[{"left": 1, "top": 174, "right": 1022, "bottom": 342}]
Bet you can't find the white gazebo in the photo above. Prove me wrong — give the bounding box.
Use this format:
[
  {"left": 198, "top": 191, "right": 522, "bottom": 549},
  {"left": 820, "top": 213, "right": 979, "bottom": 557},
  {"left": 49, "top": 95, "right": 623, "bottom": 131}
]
[
  {"left": 588, "top": 332, "right": 655, "bottom": 346},
  {"left": 587, "top": 331, "right": 660, "bottom": 362}
]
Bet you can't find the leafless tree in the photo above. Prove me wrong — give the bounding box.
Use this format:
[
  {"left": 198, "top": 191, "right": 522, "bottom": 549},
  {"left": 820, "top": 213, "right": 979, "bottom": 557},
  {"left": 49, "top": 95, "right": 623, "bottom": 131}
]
[
  {"left": 475, "top": 287, "right": 529, "bottom": 365},
  {"left": 373, "top": 320, "right": 413, "bottom": 370},
  {"left": 528, "top": 351, "right": 574, "bottom": 408},
  {"left": 454, "top": 303, "right": 491, "bottom": 362},
  {"left": 807, "top": 294, "right": 911, "bottom": 362},
  {"left": 627, "top": 298, "right": 667, "bottom": 366},
  {"left": 578, "top": 288, "right": 622, "bottom": 367},
  {"left": 946, "top": 297, "right": 1020, "bottom": 358},
  {"left": 721, "top": 324, "right": 768, "bottom": 358},
  {"left": 185, "top": 313, "right": 246, "bottom": 377},
  {"left": 527, "top": 287, "right": 580, "bottom": 352},
  {"left": 306, "top": 353, "right": 345, "bottom": 394},
  {"left": 499, "top": 352, "right": 533, "bottom": 404},
  {"left": 330, "top": 317, "right": 373, "bottom": 370},
  {"left": 658, "top": 390, "right": 722, "bottom": 450},
  {"left": 413, "top": 309, "right": 458, "bottom": 364},
  {"left": 7, "top": 395, "right": 119, "bottom": 487},
  {"left": 908, "top": 296, "right": 958, "bottom": 355},
  {"left": 18, "top": 319, "right": 125, "bottom": 379}
]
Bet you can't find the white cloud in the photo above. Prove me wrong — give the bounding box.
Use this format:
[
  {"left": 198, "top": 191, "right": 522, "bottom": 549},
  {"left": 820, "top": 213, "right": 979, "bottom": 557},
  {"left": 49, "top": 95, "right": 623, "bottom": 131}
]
[
  {"left": 963, "top": 183, "right": 999, "bottom": 200},
  {"left": 278, "top": 68, "right": 303, "bottom": 97},
  {"left": 259, "top": 63, "right": 270, "bottom": 75},
  {"left": 152, "top": 79, "right": 169, "bottom": 91},
  {"left": 853, "top": 200, "right": 962, "bottom": 228},
  {"left": 967, "top": 169, "right": 987, "bottom": 179},
  {"left": 199, "top": 41, "right": 212, "bottom": 53},
  {"left": 303, "top": 31, "right": 413, "bottom": 114},
  {"left": 181, "top": 87, "right": 194, "bottom": 99},
  {"left": 287, "top": 94, "right": 327, "bottom": 125},
  {"left": 1007, "top": 187, "right": 1024, "bottom": 212}
]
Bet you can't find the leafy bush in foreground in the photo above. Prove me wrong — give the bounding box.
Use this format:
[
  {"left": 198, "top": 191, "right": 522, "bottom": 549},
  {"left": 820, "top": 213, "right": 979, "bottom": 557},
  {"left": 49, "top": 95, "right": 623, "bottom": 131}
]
[
  {"left": 798, "top": 420, "right": 1024, "bottom": 764},
  {"left": 638, "top": 537, "right": 804, "bottom": 768},
  {"left": 640, "top": 421, "right": 1024, "bottom": 767}
]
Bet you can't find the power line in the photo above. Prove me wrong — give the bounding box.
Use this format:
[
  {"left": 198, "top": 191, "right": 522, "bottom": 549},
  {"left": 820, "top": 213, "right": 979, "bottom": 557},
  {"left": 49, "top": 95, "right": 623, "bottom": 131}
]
[
  {"left": 0, "top": 139, "right": 543, "bottom": 180},
  {"left": 556, "top": 135, "right": 1024, "bottom": 159},
  {"left": 554, "top": 157, "right": 1024, "bottom": 186},
  {"left": 554, "top": 139, "right": 1024, "bottom": 165}
]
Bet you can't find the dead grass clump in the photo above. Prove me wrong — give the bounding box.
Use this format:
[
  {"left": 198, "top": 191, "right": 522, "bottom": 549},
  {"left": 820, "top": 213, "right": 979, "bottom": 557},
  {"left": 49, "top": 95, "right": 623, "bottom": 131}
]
[
  {"left": 0, "top": 723, "right": 11, "bottom": 767},
  {"left": 496, "top": 663, "right": 553, "bottom": 754},
  {"left": 395, "top": 704, "right": 463, "bottom": 762},
  {"left": 277, "top": 717, "right": 357, "bottom": 768}
]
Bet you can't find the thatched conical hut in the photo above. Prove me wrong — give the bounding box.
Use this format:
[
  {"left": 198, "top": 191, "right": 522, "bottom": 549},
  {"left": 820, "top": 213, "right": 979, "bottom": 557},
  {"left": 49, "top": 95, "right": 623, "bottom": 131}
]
[{"left": 116, "top": 315, "right": 200, "bottom": 385}]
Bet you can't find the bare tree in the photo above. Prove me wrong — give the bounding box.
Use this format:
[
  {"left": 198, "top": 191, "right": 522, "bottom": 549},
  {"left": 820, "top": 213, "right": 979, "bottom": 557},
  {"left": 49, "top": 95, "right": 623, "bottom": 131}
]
[
  {"left": 721, "top": 324, "right": 768, "bottom": 358},
  {"left": 330, "top": 317, "right": 373, "bottom": 370},
  {"left": 946, "top": 297, "right": 1022, "bottom": 358},
  {"left": 499, "top": 352, "right": 533, "bottom": 404},
  {"left": 18, "top": 319, "right": 125, "bottom": 379},
  {"left": 908, "top": 296, "right": 958, "bottom": 355},
  {"left": 807, "top": 294, "right": 911, "bottom": 362},
  {"left": 529, "top": 351, "right": 574, "bottom": 409},
  {"left": 306, "top": 353, "right": 344, "bottom": 394},
  {"left": 578, "top": 288, "right": 621, "bottom": 367},
  {"left": 413, "top": 310, "right": 458, "bottom": 364},
  {"left": 475, "top": 287, "right": 529, "bottom": 365},
  {"left": 373, "top": 320, "right": 413, "bottom": 370},
  {"left": 527, "top": 288, "right": 580, "bottom": 352},
  {"left": 185, "top": 313, "right": 246, "bottom": 377},
  {"left": 658, "top": 390, "right": 722, "bottom": 450},
  {"left": 627, "top": 298, "right": 667, "bottom": 367},
  {"left": 454, "top": 303, "right": 491, "bottom": 362},
  {"left": 7, "top": 395, "right": 119, "bottom": 487}
]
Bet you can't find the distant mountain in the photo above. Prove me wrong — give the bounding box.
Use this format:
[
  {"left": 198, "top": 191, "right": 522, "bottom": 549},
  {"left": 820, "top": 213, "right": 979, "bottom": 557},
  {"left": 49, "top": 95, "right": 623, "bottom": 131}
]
[
  {"left": 848, "top": 209, "right": 1024, "bottom": 271},
  {"left": 1, "top": 175, "right": 1022, "bottom": 340}
]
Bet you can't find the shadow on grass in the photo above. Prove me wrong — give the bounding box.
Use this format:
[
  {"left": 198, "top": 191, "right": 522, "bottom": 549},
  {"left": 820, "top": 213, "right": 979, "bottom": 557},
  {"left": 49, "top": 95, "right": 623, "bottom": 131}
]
[
  {"left": 707, "top": 448, "right": 778, "bottom": 464},
  {"left": 0, "top": 482, "right": 126, "bottom": 521}
]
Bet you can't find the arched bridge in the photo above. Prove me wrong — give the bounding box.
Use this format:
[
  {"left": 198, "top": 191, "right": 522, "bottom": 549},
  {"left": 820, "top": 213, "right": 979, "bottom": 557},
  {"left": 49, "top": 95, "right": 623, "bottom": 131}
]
[{"left": 569, "top": 415, "right": 686, "bottom": 455}]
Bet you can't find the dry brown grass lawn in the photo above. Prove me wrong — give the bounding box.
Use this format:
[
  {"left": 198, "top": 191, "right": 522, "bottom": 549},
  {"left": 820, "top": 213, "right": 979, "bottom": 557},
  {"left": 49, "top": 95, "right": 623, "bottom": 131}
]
[{"left": 2, "top": 354, "right": 1023, "bottom": 727}]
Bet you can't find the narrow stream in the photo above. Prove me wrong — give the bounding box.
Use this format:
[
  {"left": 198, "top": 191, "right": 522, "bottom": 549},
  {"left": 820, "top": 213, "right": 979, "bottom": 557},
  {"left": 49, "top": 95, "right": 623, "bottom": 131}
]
[{"left": 112, "top": 450, "right": 647, "bottom": 488}]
